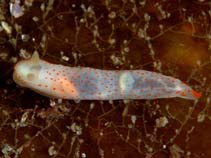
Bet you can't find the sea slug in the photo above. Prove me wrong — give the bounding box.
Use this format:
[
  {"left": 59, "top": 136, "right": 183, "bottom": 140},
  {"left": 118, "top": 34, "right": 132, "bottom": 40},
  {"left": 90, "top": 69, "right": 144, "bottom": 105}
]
[{"left": 13, "top": 52, "right": 201, "bottom": 100}]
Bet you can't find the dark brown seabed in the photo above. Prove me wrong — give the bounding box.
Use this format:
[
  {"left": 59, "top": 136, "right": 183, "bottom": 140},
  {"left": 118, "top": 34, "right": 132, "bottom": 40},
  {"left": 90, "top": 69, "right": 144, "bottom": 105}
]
[{"left": 0, "top": 0, "right": 210, "bottom": 157}]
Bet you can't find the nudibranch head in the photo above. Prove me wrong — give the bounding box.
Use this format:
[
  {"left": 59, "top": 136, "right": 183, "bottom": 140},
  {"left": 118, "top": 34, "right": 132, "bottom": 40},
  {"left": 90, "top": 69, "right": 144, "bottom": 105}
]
[{"left": 13, "top": 52, "right": 41, "bottom": 87}]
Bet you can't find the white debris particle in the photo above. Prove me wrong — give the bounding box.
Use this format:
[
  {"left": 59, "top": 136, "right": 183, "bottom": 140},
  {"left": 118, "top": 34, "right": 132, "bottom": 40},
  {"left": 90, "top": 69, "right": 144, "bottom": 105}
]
[
  {"left": 122, "top": 104, "right": 128, "bottom": 116},
  {"left": 132, "top": 22, "right": 136, "bottom": 28},
  {"left": 19, "top": 49, "right": 31, "bottom": 59},
  {"left": 40, "top": 3, "right": 45, "bottom": 12},
  {"left": 137, "top": 138, "right": 141, "bottom": 143},
  {"left": 123, "top": 40, "right": 128, "bottom": 44},
  {"left": 99, "top": 130, "right": 104, "bottom": 136},
  {"left": 48, "top": 145, "right": 57, "bottom": 156},
  {"left": 139, "top": 0, "right": 146, "bottom": 6},
  {"left": 21, "top": 34, "right": 30, "bottom": 42},
  {"left": 31, "top": 145, "right": 35, "bottom": 151},
  {"left": 0, "top": 53, "right": 8, "bottom": 60},
  {"left": 128, "top": 124, "right": 133, "bottom": 128},
  {"left": 175, "top": 129, "right": 179, "bottom": 134},
  {"left": 108, "top": 11, "right": 116, "bottom": 19},
  {"left": 155, "top": 116, "right": 168, "bottom": 128},
  {"left": 80, "top": 18, "right": 85, "bottom": 23},
  {"left": 61, "top": 55, "right": 70, "bottom": 61},
  {"left": 147, "top": 147, "right": 153, "bottom": 153},
  {"left": 159, "top": 24, "right": 163, "bottom": 31},
  {"left": 10, "top": 0, "right": 24, "bottom": 18},
  {"left": 186, "top": 151, "right": 191, "bottom": 156},
  {"left": 24, "top": 0, "right": 34, "bottom": 7},
  {"left": 1, "top": 21, "right": 12, "bottom": 34},
  {"left": 123, "top": 47, "right": 130, "bottom": 53},
  {"left": 81, "top": 152, "right": 86, "bottom": 158},
  {"left": 110, "top": 54, "right": 123, "bottom": 66},
  {"left": 153, "top": 60, "right": 162, "bottom": 71},
  {"left": 108, "top": 38, "right": 116, "bottom": 45},
  {"left": 144, "top": 13, "right": 151, "bottom": 21},
  {"left": 24, "top": 133, "right": 31, "bottom": 140},
  {"left": 40, "top": 34, "right": 47, "bottom": 48},
  {"left": 72, "top": 52, "right": 79, "bottom": 64},
  {"left": 57, "top": 98, "right": 63, "bottom": 104},
  {"left": 197, "top": 112, "right": 205, "bottom": 123},
  {"left": 72, "top": 4, "right": 76, "bottom": 8},
  {"left": 156, "top": 3, "right": 170, "bottom": 20},
  {"left": 2, "top": 110, "right": 9, "bottom": 116},
  {"left": 99, "top": 148, "right": 104, "bottom": 158},
  {"left": 70, "top": 122, "right": 82, "bottom": 135},
  {"left": 170, "top": 144, "right": 184, "bottom": 158},
  {"left": 90, "top": 102, "right": 95, "bottom": 110},
  {"left": 50, "top": 99, "right": 56, "bottom": 107},
  {"left": 123, "top": 99, "right": 130, "bottom": 104},
  {"left": 104, "top": 122, "right": 111, "bottom": 127},
  {"left": 1, "top": 144, "right": 13, "bottom": 155},
  {"left": 145, "top": 144, "right": 153, "bottom": 153},
  {"left": 32, "top": 16, "right": 39, "bottom": 22},
  {"left": 108, "top": 100, "right": 113, "bottom": 104},
  {"left": 16, "top": 146, "right": 23, "bottom": 155},
  {"left": 131, "top": 115, "right": 137, "bottom": 124},
  {"left": 20, "top": 111, "right": 29, "bottom": 127},
  {"left": 207, "top": 97, "right": 210, "bottom": 104},
  {"left": 137, "top": 28, "right": 145, "bottom": 38},
  {"left": 14, "top": 23, "right": 22, "bottom": 32},
  {"left": 187, "top": 16, "right": 193, "bottom": 23}
]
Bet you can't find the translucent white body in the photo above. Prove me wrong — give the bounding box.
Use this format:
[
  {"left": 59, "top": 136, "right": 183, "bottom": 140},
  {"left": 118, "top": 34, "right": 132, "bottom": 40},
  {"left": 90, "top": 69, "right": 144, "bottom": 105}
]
[{"left": 13, "top": 52, "right": 201, "bottom": 100}]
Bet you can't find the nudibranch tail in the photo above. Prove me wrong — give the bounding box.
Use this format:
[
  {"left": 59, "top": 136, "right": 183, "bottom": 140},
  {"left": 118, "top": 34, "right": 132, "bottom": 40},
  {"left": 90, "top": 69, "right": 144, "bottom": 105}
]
[
  {"left": 191, "top": 90, "right": 201, "bottom": 99},
  {"left": 13, "top": 52, "right": 201, "bottom": 101}
]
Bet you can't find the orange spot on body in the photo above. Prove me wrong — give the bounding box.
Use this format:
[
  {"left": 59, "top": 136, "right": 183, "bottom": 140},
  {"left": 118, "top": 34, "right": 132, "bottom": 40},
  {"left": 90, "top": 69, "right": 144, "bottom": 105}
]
[
  {"left": 176, "top": 90, "right": 181, "bottom": 94},
  {"left": 54, "top": 77, "right": 79, "bottom": 98},
  {"left": 181, "top": 92, "right": 186, "bottom": 96}
]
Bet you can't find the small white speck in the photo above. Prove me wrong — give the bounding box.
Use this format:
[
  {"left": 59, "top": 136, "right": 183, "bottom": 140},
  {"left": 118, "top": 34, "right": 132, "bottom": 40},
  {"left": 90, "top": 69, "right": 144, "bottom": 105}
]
[
  {"left": 81, "top": 153, "right": 86, "bottom": 158},
  {"left": 61, "top": 55, "right": 69, "bottom": 61},
  {"left": 19, "top": 49, "right": 31, "bottom": 59},
  {"left": 155, "top": 116, "right": 168, "bottom": 128},
  {"left": 108, "top": 11, "right": 116, "bottom": 19},
  {"left": 197, "top": 113, "right": 205, "bottom": 123},
  {"left": 32, "top": 16, "right": 39, "bottom": 22},
  {"left": 1, "top": 144, "right": 13, "bottom": 154},
  {"left": 70, "top": 122, "right": 82, "bottom": 135},
  {"left": 131, "top": 115, "right": 137, "bottom": 124},
  {"left": 90, "top": 102, "right": 95, "bottom": 109},
  {"left": 48, "top": 145, "right": 57, "bottom": 156},
  {"left": 72, "top": 4, "right": 76, "bottom": 8}
]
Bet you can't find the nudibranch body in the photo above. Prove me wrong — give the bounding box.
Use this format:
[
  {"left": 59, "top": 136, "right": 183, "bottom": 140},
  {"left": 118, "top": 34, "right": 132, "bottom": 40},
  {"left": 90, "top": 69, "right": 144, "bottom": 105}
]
[{"left": 13, "top": 52, "right": 201, "bottom": 100}]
